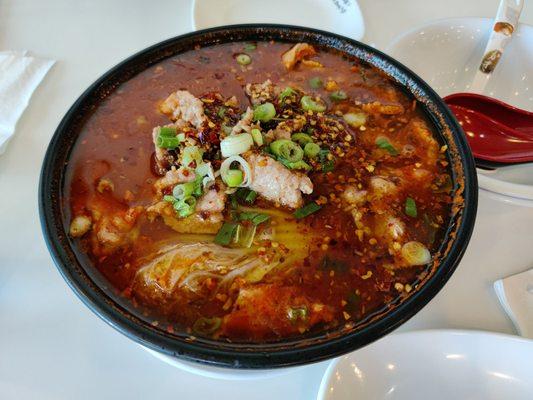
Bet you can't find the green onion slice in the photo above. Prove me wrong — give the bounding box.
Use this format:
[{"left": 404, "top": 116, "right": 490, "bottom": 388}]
[
  {"left": 243, "top": 43, "right": 256, "bottom": 52},
  {"left": 405, "top": 197, "right": 418, "bottom": 217},
  {"left": 287, "top": 306, "right": 308, "bottom": 322},
  {"left": 301, "top": 95, "right": 326, "bottom": 112},
  {"left": 238, "top": 212, "right": 270, "bottom": 226},
  {"left": 270, "top": 139, "right": 304, "bottom": 162},
  {"left": 173, "top": 196, "right": 197, "bottom": 217},
  {"left": 217, "top": 106, "right": 227, "bottom": 118},
  {"left": 214, "top": 222, "right": 239, "bottom": 246},
  {"left": 159, "top": 126, "right": 177, "bottom": 137},
  {"left": 291, "top": 132, "right": 314, "bottom": 146},
  {"left": 278, "top": 158, "right": 312, "bottom": 171},
  {"left": 250, "top": 128, "right": 264, "bottom": 146},
  {"left": 222, "top": 169, "right": 244, "bottom": 187},
  {"left": 156, "top": 126, "right": 181, "bottom": 149},
  {"left": 279, "top": 87, "right": 296, "bottom": 103},
  {"left": 309, "top": 77, "right": 323, "bottom": 89},
  {"left": 181, "top": 145, "right": 204, "bottom": 168},
  {"left": 343, "top": 112, "right": 367, "bottom": 128},
  {"left": 375, "top": 136, "right": 399, "bottom": 156},
  {"left": 172, "top": 181, "right": 195, "bottom": 200},
  {"left": 220, "top": 133, "right": 253, "bottom": 157},
  {"left": 319, "top": 149, "right": 335, "bottom": 172},
  {"left": 329, "top": 90, "right": 347, "bottom": 102},
  {"left": 236, "top": 53, "right": 252, "bottom": 65},
  {"left": 233, "top": 224, "right": 257, "bottom": 248},
  {"left": 304, "top": 142, "right": 321, "bottom": 158},
  {"left": 156, "top": 136, "right": 180, "bottom": 149},
  {"left": 220, "top": 155, "right": 252, "bottom": 188},
  {"left": 253, "top": 102, "right": 276, "bottom": 122},
  {"left": 294, "top": 202, "right": 321, "bottom": 219},
  {"left": 236, "top": 188, "right": 257, "bottom": 204}
]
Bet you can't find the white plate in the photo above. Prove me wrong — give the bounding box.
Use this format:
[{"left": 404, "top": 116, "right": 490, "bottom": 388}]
[
  {"left": 386, "top": 17, "right": 533, "bottom": 202},
  {"left": 318, "top": 330, "right": 533, "bottom": 400},
  {"left": 192, "top": 0, "right": 365, "bottom": 40}
]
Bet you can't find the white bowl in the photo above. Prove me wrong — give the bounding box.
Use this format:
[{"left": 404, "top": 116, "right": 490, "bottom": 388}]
[
  {"left": 141, "top": 346, "right": 305, "bottom": 380},
  {"left": 192, "top": 0, "right": 365, "bottom": 40},
  {"left": 318, "top": 330, "right": 533, "bottom": 400},
  {"left": 386, "top": 17, "right": 533, "bottom": 202}
]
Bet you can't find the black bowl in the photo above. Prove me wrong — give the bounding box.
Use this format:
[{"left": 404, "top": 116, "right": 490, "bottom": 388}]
[{"left": 39, "top": 24, "right": 477, "bottom": 369}]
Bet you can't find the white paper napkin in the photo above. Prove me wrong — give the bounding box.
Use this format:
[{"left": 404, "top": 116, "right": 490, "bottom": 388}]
[
  {"left": 494, "top": 268, "right": 533, "bottom": 338},
  {"left": 0, "top": 50, "right": 55, "bottom": 154}
]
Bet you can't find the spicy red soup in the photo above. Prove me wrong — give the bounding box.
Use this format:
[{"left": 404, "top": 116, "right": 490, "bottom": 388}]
[{"left": 65, "top": 41, "right": 453, "bottom": 341}]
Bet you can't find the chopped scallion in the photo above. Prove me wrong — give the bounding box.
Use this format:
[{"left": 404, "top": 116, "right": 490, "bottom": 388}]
[
  {"left": 172, "top": 181, "right": 195, "bottom": 200},
  {"left": 217, "top": 106, "right": 227, "bottom": 118},
  {"left": 294, "top": 202, "right": 321, "bottom": 219},
  {"left": 329, "top": 90, "right": 347, "bottom": 101},
  {"left": 278, "top": 158, "right": 312, "bottom": 171},
  {"left": 253, "top": 102, "right": 276, "bottom": 122},
  {"left": 270, "top": 139, "right": 304, "bottom": 162},
  {"left": 214, "top": 222, "right": 239, "bottom": 246},
  {"left": 236, "top": 53, "right": 252, "bottom": 65},
  {"left": 156, "top": 127, "right": 181, "bottom": 149},
  {"left": 238, "top": 212, "right": 270, "bottom": 226},
  {"left": 309, "top": 77, "right": 323, "bottom": 89},
  {"left": 319, "top": 149, "right": 335, "bottom": 172},
  {"left": 279, "top": 87, "right": 296, "bottom": 103},
  {"left": 291, "top": 132, "right": 314, "bottom": 146},
  {"left": 243, "top": 43, "right": 257, "bottom": 52},
  {"left": 172, "top": 196, "right": 197, "bottom": 217},
  {"left": 159, "top": 126, "right": 177, "bottom": 137},
  {"left": 250, "top": 128, "right": 264, "bottom": 146},
  {"left": 222, "top": 169, "right": 244, "bottom": 187},
  {"left": 405, "top": 197, "right": 417, "bottom": 217},
  {"left": 343, "top": 112, "right": 367, "bottom": 128},
  {"left": 301, "top": 95, "right": 326, "bottom": 112},
  {"left": 287, "top": 306, "right": 308, "bottom": 322},
  {"left": 375, "top": 136, "right": 399, "bottom": 156},
  {"left": 304, "top": 142, "right": 321, "bottom": 158}
]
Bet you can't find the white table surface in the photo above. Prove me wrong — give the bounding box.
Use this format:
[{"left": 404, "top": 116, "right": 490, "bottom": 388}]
[{"left": 1, "top": 1, "right": 532, "bottom": 399}]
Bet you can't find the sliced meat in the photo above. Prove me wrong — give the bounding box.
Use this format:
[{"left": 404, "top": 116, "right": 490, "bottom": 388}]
[
  {"left": 341, "top": 185, "right": 368, "bottom": 205},
  {"left": 245, "top": 153, "right": 313, "bottom": 208},
  {"left": 362, "top": 101, "right": 404, "bottom": 115},
  {"left": 406, "top": 118, "right": 440, "bottom": 165},
  {"left": 369, "top": 176, "right": 398, "bottom": 198},
  {"left": 69, "top": 215, "right": 92, "bottom": 237},
  {"left": 146, "top": 201, "right": 223, "bottom": 234},
  {"left": 245, "top": 79, "right": 280, "bottom": 106},
  {"left": 281, "top": 43, "right": 317, "bottom": 70},
  {"left": 90, "top": 206, "right": 143, "bottom": 256},
  {"left": 221, "top": 284, "right": 334, "bottom": 340},
  {"left": 154, "top": 166, "right": 196, "bottom": 196},
  {"left": 231, "top": 107, "right": 254, "bottom": 134},
  {"left": 159, "top": 90, "right": 207, "bottom": 129},
  {"left": 196, "top": 184, "right": 227, "bottom": 214}
]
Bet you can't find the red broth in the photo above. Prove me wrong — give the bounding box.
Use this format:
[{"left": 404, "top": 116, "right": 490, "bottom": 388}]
[{"left": 64, "top": 41, "right": 452, "bottom": 341}]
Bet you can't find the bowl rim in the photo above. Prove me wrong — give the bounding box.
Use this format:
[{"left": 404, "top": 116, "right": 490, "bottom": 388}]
[{"left": 39, "top": 23, "right": 478, "bottom": 369}]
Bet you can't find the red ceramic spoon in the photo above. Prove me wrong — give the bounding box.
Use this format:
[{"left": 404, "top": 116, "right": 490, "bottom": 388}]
[{"left": 444, "top": 93, "right": 533, "bottom": 166}]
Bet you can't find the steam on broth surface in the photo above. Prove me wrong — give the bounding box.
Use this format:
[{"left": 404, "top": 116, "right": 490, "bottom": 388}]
[{"left": 65, "top": 41, "right": 453, "bottom": 341}]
